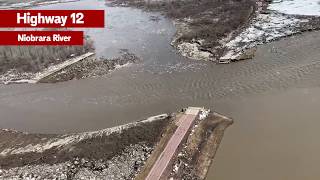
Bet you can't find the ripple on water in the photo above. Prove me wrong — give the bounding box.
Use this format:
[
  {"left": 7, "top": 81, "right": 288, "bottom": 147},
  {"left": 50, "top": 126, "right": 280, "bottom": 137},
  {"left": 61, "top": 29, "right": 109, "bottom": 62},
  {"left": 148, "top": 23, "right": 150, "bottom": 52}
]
[{"left": 0, "top": 0, "right": 320, "bottom": 133}]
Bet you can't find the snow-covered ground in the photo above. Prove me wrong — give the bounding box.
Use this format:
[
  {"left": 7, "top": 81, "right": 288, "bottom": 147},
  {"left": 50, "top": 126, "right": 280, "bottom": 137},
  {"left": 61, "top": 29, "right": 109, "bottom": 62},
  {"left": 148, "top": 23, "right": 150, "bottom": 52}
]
[
  {"left": 220, "top": 0, "right": 320, "bottom": 61},
  {"left": 220, "top": 13, "right": 307, "bottom": 60},
  {"left": 269, "top": 0, "right": 320, "bottom": 16},
  {"left": 177, "top": 42, "right": 212, "bottom": 61}
]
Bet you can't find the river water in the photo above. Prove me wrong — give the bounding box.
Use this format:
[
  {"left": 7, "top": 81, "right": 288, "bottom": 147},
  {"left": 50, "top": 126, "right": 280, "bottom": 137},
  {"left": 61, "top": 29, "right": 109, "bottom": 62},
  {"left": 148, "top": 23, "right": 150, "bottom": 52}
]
[
  {"left": 1, "top": 1, "right": 320, "bottom": 179},
  {"left": 206, "top": 87, "right": 320, "bottom": 180}
]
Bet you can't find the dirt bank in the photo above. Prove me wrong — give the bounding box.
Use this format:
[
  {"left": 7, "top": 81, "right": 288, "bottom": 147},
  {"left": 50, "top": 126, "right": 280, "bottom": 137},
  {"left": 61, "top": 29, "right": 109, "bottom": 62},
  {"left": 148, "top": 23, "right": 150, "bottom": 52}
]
[
  {"left": 0, "top": 114, "right": 170, "bottom": 179},
  {"left": 168, "top": 112, "right": 233, "bottom": 179}
]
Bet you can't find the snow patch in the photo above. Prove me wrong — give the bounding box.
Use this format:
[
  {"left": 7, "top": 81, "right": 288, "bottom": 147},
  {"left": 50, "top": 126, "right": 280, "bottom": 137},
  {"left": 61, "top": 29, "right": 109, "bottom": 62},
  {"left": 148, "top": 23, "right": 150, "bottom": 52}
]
[
  {"left": 221, "top": 0, "right": 320, "bottom": 61},
  {"left": 177, "top": 42, "right": 212, "bottom": 61},
  {"left": 268, "top": 0, "right": 320, "bottom": 16},
  {"left": 220, "top": 13, "right": 306, "bottom": 60},
  {"left": 114, "top": 62, "right": 132, "bottom": 70},
  {"left": 199, "top": 109, "right": 210, "bottom": 120}
]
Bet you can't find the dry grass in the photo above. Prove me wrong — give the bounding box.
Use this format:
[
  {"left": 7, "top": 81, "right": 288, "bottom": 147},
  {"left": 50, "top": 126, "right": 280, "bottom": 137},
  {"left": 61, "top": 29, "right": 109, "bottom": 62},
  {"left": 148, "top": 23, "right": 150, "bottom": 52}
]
[{"left": 0, "top": 38, "right": 94, "bottom": 74}]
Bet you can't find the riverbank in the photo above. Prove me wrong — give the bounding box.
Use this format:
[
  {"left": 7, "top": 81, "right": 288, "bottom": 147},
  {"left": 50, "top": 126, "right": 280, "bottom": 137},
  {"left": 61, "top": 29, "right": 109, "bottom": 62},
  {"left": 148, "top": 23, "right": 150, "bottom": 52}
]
[
  {"left": 0, "top": 50, "right": 140, "bottom": 84},
  {"left": 108, "top": 0, "right": 256, "bottom": 61},
  {"left": 0, "top": 109, "right": 232, "bottom": 180},
  {"left": 220, "top": 0, "right": 320, "bottom": 61},
  {"left": 0, "top": 114, "right": 170, "bottom": 179},
  {"left": 108, "top": 0, "right": 320, "bottom": 62}
]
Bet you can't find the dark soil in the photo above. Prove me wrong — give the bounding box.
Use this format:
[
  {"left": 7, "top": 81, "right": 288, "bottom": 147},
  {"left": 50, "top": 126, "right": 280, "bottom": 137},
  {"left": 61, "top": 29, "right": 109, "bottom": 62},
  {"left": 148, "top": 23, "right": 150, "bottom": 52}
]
[{"left": 0, "top": 115, "right": 171, "bottom": 170}]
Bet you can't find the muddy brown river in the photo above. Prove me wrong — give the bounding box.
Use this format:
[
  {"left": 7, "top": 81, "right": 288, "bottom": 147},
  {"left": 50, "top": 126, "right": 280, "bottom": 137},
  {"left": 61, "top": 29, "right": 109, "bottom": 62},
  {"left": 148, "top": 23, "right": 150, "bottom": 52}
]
[
  {"left": 206, "top": 87, "right": 320, "bottom": 180},
  {"left": 0, "top": 0, "right": 320, "bottom": 179}
]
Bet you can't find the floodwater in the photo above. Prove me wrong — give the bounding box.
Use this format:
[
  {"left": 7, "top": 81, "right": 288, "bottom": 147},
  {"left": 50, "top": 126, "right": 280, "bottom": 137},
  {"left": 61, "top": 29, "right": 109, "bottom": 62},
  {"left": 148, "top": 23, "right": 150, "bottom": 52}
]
[
  {"left": 0, "top": 0, "right": 320, "bottom": 133},
  {"left": 206, "top": 87, "right": 320, "bottom": 180},
  {"left": 1, "top": 1, "right": 320, "bottom": 179}
]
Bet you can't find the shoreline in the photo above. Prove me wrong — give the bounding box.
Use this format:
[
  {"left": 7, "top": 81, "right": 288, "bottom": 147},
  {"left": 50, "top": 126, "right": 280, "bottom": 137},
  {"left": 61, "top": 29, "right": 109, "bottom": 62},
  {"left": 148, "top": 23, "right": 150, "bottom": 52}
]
[
  {"left": 2, "top": 0, "right": 319, "bottom": 85},
  {"left": 0, "top": 50, "right": 140, "bottom": 84},
  {"left": 0, "top": 109, "right": 232, "bottom": 180},
  {"left": 0, "top": 113, "right": 170, "bottom": 179},
  {"left": 108, "top": 0, "right": 257, "bottom": 61},
  {"left": 108, "top": 0, "right": 320, "bottom": 62}
]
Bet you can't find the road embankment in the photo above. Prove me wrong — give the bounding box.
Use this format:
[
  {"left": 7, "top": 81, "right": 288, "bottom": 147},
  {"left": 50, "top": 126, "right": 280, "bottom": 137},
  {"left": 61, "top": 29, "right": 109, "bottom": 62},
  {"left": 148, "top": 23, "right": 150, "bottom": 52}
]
[
  {"left": 136, "top": 108, "right": 233, "bottom": 180},
  {"left": 1, "top": 50, "right": 140, "bottom": 84},
  {"left": 0, "top": 108, "right": 232, "bottom": 180},
  {"left": 0, "top": 114, "right": 170, "bottom": 179}
]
